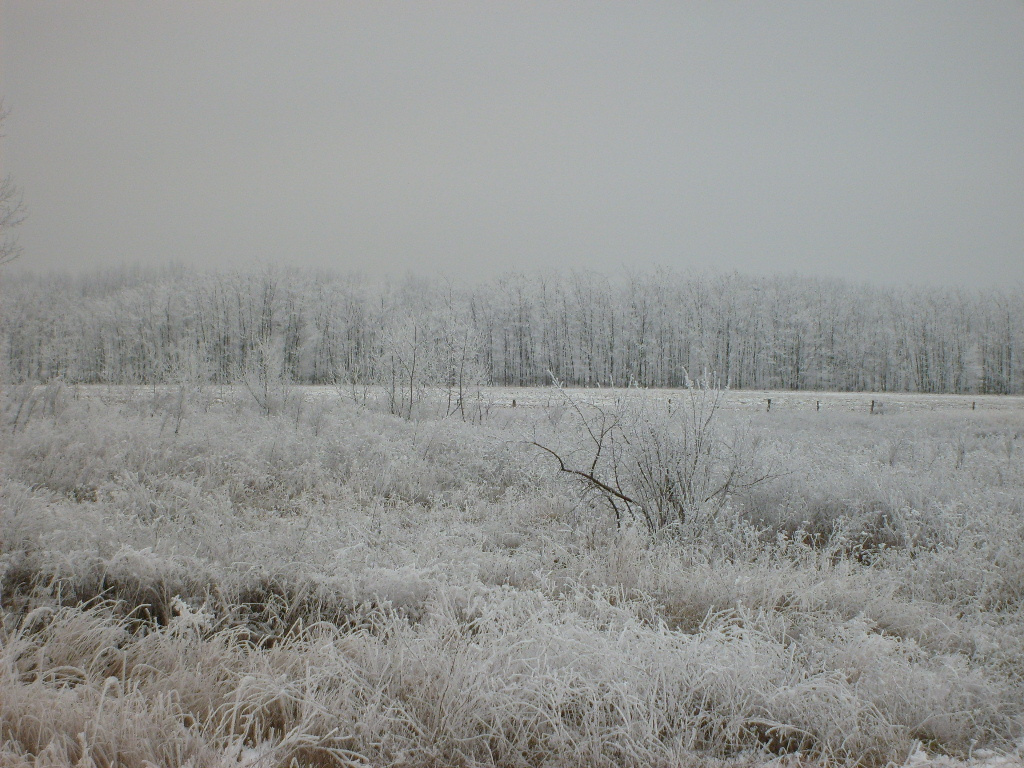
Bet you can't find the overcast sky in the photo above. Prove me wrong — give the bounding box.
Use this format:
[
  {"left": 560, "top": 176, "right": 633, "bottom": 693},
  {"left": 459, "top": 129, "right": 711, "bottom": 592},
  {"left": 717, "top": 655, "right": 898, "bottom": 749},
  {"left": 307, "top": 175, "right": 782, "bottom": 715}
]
[{"left": 2, "top": 2, "right": 1023, "bottom": 286}]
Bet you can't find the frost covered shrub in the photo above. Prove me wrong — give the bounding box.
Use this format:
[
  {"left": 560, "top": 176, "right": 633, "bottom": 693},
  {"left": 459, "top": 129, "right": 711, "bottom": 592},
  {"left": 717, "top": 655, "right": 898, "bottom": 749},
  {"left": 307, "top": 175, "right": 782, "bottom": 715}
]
[
  {"left": 0, "top": 482, "right": 61, "bottom": 554},
  {"left": 533, "top": 383, "right": 772, "bottom": 536},
  {"left": 892, "top": 501, "right": 1024, "bottom": 613},
  {"left": 737, "top": 469, "right": 923, "bottom": 555},
  {"left": 732, "top": 410, "right": 1024, "bottom": 564}
]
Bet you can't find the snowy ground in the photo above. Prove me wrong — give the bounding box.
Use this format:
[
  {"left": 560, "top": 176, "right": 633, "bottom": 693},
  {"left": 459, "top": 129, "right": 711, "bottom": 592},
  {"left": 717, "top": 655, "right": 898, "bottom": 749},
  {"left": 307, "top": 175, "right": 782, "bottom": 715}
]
[
  {"left": 3, "top": 383, "right": 1023, "bottom": 767},
  {"left": 485, "top": 386, "right": 1024, "bottom": 415},
  {"left": 58, "top": 383, "right": 1024, "bottom": 415}
]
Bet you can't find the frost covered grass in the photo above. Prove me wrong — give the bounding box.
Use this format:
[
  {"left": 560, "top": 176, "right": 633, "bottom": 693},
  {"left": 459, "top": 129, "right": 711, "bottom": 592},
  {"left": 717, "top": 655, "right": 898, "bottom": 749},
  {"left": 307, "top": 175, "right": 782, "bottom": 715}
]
[{"left": 1, "top": 385, "right": 1023, "bottom": 767}]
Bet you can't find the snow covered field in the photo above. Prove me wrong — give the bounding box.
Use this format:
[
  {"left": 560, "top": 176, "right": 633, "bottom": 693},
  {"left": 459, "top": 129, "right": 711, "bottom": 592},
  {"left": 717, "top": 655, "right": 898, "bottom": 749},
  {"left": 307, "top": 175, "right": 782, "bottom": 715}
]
[
  {"left": 483, "top": 387, "right": 1024, "bottom": 415},
  {"left": 55, "top": 383, "right": 1024, "bottom": 414},
  {"left": 2, "top": 383, "right": 1023, "bottom": 767}
]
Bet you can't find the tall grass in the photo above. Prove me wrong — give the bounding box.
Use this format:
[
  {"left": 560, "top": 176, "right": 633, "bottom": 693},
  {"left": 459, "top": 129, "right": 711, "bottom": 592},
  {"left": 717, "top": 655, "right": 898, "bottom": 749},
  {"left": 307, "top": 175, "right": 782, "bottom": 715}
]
[{"left": 1, "top": 386, "right": 1023, "bottom": 766}]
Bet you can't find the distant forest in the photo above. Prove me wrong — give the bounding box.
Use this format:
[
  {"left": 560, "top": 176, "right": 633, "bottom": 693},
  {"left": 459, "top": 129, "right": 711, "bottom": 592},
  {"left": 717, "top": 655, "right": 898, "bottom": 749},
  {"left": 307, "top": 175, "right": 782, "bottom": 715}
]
[{"left": 1, "top": 266, "right": 1021, "bottom": 394}]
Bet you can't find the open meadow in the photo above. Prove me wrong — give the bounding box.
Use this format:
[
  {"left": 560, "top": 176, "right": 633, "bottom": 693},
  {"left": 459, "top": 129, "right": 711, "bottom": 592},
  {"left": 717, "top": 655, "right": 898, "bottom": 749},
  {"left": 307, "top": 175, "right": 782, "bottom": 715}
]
[
  {"left": 5, "top": 2, "right": 1024, "bottom": 765},
  {"left": 2, "top": 383, "right": 1024, "bottom": 768}
]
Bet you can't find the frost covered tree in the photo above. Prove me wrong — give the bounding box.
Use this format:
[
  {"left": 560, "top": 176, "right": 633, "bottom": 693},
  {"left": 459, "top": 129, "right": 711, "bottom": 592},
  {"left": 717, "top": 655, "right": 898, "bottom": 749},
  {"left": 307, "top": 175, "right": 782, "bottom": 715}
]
[
  {"left": 0, "top": 265, "right": 1021, "bottom": 394},
  {"left": 435, "top": 282, "right": 488, "bottom": 419}
]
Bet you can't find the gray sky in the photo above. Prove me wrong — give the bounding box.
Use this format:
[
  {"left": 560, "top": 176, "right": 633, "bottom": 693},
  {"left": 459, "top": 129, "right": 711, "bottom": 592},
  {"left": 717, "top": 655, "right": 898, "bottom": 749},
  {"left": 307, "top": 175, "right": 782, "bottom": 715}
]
[{"left": 2, "top": 2, "right": 1023, "bottom": 287}]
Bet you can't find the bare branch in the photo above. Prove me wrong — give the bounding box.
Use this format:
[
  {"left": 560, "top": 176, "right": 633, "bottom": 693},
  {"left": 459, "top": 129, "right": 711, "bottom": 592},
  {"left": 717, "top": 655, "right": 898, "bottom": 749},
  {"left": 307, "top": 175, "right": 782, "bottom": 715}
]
[
  {"left": 532, "top": 382, "right": 773, "bottom": 537},
  {"left": 529, "top": 440, "right": 642, "bottom": 510}
]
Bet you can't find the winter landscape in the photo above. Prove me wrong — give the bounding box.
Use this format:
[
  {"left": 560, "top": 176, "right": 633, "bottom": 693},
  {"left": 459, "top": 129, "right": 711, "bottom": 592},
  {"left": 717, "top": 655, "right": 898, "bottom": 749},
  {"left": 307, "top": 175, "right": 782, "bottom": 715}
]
[
  {"left": 3, "top": 3, "right": 1024, "bottom": 767},
  {"left": 1, "top": 268, "right": 1024, "bottom": 767}
]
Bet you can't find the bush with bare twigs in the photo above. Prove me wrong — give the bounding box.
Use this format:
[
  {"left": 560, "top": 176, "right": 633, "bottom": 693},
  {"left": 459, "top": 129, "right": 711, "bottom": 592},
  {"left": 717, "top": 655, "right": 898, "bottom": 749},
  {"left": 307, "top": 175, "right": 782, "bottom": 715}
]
[{"left": 533, "top": 379, "right": 774, "bottom": 537}]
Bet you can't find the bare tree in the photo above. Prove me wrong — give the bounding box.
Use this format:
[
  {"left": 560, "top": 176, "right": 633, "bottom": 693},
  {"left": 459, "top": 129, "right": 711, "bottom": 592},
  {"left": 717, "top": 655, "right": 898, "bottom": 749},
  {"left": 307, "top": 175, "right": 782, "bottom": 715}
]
[
  {"left": 436, "top": 283, "right": 487, "bottom": 420},
  {"left": 242, "top": 334, "right": 294, "bottom": 416},
  {"left": 533, "top": 377, "right": 775, "bottom": 537},
  {"left": 377, "top": 316, "right": 428, "bottom": 419}
]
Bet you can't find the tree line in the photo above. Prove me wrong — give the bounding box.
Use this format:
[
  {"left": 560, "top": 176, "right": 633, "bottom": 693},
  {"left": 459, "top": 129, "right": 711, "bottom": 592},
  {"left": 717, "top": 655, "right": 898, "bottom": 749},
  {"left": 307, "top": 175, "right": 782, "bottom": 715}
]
[{"left": 1, "top": 266, "right": 1021, "bottom": 395}]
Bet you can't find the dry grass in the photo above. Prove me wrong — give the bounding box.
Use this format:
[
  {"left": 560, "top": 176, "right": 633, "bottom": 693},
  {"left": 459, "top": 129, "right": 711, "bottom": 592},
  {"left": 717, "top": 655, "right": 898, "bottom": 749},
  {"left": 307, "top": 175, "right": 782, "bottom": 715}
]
[{"left": 1, "top": 386, "right": 1023, "bottom": 767}]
